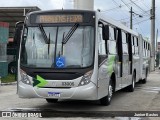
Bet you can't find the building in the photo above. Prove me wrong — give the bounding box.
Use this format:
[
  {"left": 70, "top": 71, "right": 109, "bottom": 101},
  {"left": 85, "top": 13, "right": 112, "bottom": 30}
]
[
  {"left": 0, "top": 6, "right": 40, "bottom": 40},
  {"left": 0, "top": 7, "right": 40, "bottom": 76}
]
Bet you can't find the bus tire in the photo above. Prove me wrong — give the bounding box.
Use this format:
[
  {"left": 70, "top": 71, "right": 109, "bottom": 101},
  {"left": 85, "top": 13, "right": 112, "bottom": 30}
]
[
  {"left": 142, "top": 69, "right": 148, "bottom": 84},
  {"left": 100, "top": 80, "right": 113, "bottom": 106},
  {"left": 46, "top": 99, "right": 58, "bottom": 103},
  {"left": 127, "top": 72, "right": 136, "bottom": 92}
]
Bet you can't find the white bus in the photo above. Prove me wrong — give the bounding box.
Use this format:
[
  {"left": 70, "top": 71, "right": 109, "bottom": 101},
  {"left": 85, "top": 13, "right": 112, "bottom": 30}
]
[{"left": 17, "top": 10, "right": 150, "bottom": 105}]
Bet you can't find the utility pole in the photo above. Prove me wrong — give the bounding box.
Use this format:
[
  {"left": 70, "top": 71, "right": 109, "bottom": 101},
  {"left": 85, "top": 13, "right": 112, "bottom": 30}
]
[
  {"left": 130, "top": 7, "right": 142, "bottom": 29},
  {"left": 130, "top": 7, "right": 133, "bottom": 29},
  {"left": 155, "top": 29, "right": 158, "bottom": 67},
  {"left": 74, "top": 0, "right": 94, "bottom": 10},
  {"left": 156, "top": 29, "right": 158, "bottom": 52},
  {"left": 150, "top": 0, "right": 155, "bottom": 71}
]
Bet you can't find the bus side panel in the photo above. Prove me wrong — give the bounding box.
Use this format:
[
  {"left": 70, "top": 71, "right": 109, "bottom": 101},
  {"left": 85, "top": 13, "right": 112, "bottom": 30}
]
[{"left": 132, "top": 56, "right": 140, "bottom": 81}]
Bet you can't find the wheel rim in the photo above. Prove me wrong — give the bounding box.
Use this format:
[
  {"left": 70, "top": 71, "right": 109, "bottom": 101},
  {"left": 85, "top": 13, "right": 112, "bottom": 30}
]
[
  {"left": 108, "top": 84, "right": 113, "bottom": 101},
  {"left": 132, "top": 76, "right": 135, "bottom": 88}
]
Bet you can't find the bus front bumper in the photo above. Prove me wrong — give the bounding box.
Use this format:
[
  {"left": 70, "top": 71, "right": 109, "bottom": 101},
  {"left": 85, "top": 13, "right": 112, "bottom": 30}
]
[{"left": 18, "top": 82, "right": 98, "bottom": 100}]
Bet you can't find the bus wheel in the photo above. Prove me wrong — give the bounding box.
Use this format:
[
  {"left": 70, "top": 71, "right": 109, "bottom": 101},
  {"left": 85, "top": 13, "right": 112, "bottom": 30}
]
[
  {"left": 127, "top": 72, "right": 136, "bottom": 92},
  {"left": 46, "top": 99, "right": 58, "bottom": 103},
  {"left": 142, "top": 69, "right": 148, "bottom": 84},
  {"left": 100, "top": 80, "right": 113, "bottom": 106}
]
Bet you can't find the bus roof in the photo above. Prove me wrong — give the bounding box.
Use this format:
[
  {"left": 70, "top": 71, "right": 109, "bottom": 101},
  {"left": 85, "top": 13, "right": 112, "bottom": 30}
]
[
  {"left": 96, "top": 12, "right": 139, "bottom": 36},
  {"left": 26, "top": 9, "right": 95, "bottom": 16}
]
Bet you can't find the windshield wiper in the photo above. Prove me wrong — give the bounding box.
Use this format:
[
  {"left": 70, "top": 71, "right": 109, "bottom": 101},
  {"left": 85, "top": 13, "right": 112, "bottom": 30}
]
[
  {"left": 61, "top": 32, "right": 65, "bottom": 55},
  {"left": 38, "top": 24, "right": 49, "bottom": 44},
  {"left": 60, "top": 23, "right": 79, "bottom": 55},
  {"left": 48, "top": 33, "right": 51, "bottom": 55},
  {"left": 38, "top": 24, "right": 51, "bottom": 55},
  {"left": 62, "top": 23, "right": 79, "bottom": 44}
]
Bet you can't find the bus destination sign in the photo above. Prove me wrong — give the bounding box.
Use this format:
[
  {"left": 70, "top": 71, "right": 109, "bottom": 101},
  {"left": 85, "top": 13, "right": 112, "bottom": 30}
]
[{"left": 36, "top": 15, "right": 83, "bottom": 23}]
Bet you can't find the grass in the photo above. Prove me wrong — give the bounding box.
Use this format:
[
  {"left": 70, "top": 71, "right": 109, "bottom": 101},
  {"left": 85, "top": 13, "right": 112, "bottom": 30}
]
[{"left": 1, "top": 74, "right": 16, "bottom": 83}]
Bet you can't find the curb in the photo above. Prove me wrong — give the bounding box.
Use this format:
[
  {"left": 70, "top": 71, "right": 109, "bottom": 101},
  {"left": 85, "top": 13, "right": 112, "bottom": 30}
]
[{"left": 1, "top": 81, "right": 17, "bottom": 86}]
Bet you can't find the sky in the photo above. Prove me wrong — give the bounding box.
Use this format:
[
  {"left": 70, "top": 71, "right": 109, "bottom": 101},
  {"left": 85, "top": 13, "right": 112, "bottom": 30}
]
[{"left": 0, "top": 0, "right": 160, "bottom": 41}]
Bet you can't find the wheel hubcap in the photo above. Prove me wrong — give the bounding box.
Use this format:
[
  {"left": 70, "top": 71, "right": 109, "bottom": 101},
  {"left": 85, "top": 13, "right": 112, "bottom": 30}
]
[
  {"left": 132, "top": 77, "right": 135, "bottom": 88},
  {"left": 108, "top": 84, "right": 113, "bottom": 101}
]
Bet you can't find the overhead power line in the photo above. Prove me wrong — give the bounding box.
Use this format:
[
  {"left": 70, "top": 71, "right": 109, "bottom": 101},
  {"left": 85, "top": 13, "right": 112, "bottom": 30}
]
[
  {"left": 133, "top": 18, "right": 150, "bottom": 25},
  {"left": 121, "top": 0, "right": 130, "bottom": 10},
  {"left": 140, "top": 1, "right": 150, "bottom": 9},
  {"left": 101, "top": 0, "right": 139, "bottom": 12},
  {"left": 112, "top": 0, "right": 120, "bottom": 7},
  {"left": 129, "top": 0, "right": 150, "bottom": 15},
  {"left": 101, "top": 6, "right": 122, "bottom": 12}
]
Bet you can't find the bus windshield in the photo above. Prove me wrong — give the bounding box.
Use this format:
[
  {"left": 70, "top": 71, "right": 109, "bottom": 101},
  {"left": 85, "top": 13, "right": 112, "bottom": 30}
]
[{"left": 20, "top": 25, "right": 94, "bottom": 68}]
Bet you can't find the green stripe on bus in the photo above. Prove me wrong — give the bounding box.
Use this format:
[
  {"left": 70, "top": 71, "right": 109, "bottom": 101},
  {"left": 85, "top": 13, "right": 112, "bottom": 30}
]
[
  {"left": 107, "top": 55, "right": 116, "bottom": 75},
  {"left": 33, "top": 75, "right": 48, "bottom": 88}
]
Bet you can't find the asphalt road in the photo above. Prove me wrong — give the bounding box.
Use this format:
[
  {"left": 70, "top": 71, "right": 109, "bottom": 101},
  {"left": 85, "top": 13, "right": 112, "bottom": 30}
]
[{"left": 0, "top": 69, "right": 160, "bottom": 120}]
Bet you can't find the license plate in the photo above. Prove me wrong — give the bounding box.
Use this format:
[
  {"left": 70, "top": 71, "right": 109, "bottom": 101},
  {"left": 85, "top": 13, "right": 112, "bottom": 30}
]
[{"left": 48, "top": 92, "right": 60, "bottom": 97}]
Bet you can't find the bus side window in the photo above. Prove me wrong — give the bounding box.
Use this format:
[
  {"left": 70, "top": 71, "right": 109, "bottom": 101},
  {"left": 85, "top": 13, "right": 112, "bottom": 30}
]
[
  {"left": 122, "top": 31, "right": 128, "bottom": 54},
  {"left": 143, "top": 41, "right": 146, "bottom": 57},
  {"left": 108, "top": 26, "right": 116, "bottom": 54},
  {"left": 146, "top": 42, "right": 148, "bottom": 57},
  {"left": 132, "top": 36, "right": 135, "bottom": 54},
  {"left": 109, "top": 26, "right": 115, "bottom": 40},
  {"left": 135, "top": 37, "right": 139, "bottom": 55},
  {"left": 98, "top": 26, "right": 106, "bottom": 55}
]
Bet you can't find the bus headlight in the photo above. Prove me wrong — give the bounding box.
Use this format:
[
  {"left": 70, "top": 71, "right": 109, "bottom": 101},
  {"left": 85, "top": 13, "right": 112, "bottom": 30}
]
[
  {"left": 20, "top": 70, "right": 32, "bottom": 86},
  {"left": 78, "top": 70, "right": 93, "bottom": 86}
]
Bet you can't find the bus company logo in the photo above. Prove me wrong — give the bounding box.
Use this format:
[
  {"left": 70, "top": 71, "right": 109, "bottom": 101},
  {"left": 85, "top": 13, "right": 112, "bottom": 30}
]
[{"left": 2, "top": 112, "right": 12, "bottom": 117}]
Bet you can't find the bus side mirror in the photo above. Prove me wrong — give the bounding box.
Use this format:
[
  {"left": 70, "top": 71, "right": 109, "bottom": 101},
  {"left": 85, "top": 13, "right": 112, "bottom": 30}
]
[
  {"left": 102, "top": 25, "right": 109, "bottom": 40},
  {"left": 14, "top": 21, "right": 24, "bottom": 47}
]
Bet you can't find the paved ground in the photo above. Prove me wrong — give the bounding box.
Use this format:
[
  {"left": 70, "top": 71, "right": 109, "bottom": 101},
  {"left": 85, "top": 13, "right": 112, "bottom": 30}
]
[{"left": 0, "top": 69, "right": 160, "bottom": 120}]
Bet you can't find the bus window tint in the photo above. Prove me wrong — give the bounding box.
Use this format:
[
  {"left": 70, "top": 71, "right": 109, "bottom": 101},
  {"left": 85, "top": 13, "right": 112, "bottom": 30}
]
[
  {"left": 122, "top": 32, "right": 127, "bottom": 43},
  {"left": 132, "top": 37, "right": 135, "bottom": 54},
  {"left": 108, "top": 26, "right": 116, "bottom": 54},
  {"left": 108, "top": 40, "right": 116, "bottom": 54},
  {"left": 122, "top": 32, "right": 128, "bottom": 54},
  {"left": 21, "top": 26, "right": 94, "bottom": 68},
  {"left": 62, "top": 26, "right": 94, "bottom": 67},
  {"left": 109, "top": 26, "right": 115, "bottom": 40},
  {"left": 98, "top": 27, "right": 106, "bottom": 55},
  {"left": 134, "top": 37, "right": 139, "bottom": 55}
]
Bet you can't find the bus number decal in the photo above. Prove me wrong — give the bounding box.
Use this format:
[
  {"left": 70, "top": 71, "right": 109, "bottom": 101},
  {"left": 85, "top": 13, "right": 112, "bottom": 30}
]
[{"left": 62, "top": 82, "right": 74, "bottom": 87}]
